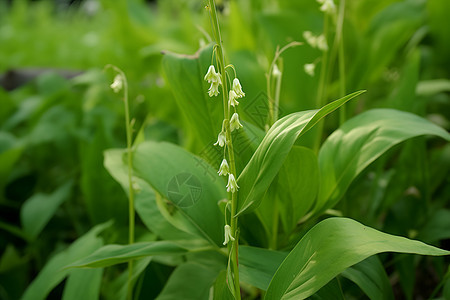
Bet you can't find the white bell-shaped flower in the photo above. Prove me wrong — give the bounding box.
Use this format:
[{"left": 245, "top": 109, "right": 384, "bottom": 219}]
[
  {"left": 230, "top": 113, "right": 243, "bottom": 132},
  {"left": 223, "top": 224, "right": 235, "bottom": 245},
  {"left": 232, "top": 78, "right": 245, "bottom": 98},
  {"left": 226, "top": 174, "right": 239, "bottom": 193},
  {"left": 214, "top": 131, "right": 226, "bottom": 147},
  {"left": 304, "top": 63, "right": 316, "bottom": 77},
  {"left": 229, "top": 90, "right": 240, "bottom": 107},
  {"left": 110, "top": 75, "right": 123, "bottom": 93},
  {"left": 317, "top": 34, "right": 328, "bottom": 52},
  {"left": 218, "top": 159, "right": 230, "bottom": 176}
]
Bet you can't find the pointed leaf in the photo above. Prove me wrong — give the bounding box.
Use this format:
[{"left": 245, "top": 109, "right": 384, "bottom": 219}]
[
  {"left": 21, "top": 222, "right": 111, "bottom": 300},
  {"left": 316, "top": 109, "right": 450, "bottom": 213},
  {"left": 68, "top": 240, "right": 208, "bottom": 268},
  {"left": 20, "top": 181, "right": 73, "bottom": 240},
  {"left": 265, "top": 217, "right": 449, "bottom": 300},
  {"left": 237, "top": 91, "right": 365, "bottom": 215}
]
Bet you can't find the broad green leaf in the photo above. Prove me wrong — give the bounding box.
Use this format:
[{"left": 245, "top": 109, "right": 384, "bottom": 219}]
[
  {"left": 161, "top": 45, "right": 222, "bottom": 154},
  {"left": 316, "top": 109, "right": 450, "bottom": 214},
  {"left": 341, "top": 256, "right": 394, "bottom": 300},
  {"left": 104, "top": 149, "right": 194, "bottom": 240},
  {"left": 277, "top": 146, "right": 318, "bottom": 232},
  {"left": 62, "top": 268, "right": 103, "bottom": 300},
  {"left": 20, "top": 181, "right": 73, "bottom": 240},
  {"left": 239, "top": 246, "right": 286, "bottom": 291},
  {"left": 237, "top": 91, "right": 365, "bottom": 215},
  {"left": 68, "top": 240, "right": 208, "bottom": 268},
  {"left": 132, "top": 141, "right": 226, "bottom": 246},
  {"left": 256, "top": 146, "right": 319, "bottom": 245},
  {"left": 21, "top": 222, "right": 111, "bottom": 300},
  {"left": 265, "top": 217, "right": 449, "bottom": 300},
  {"left": 156, "top": 262, "right": 222, "bottom": 300}
]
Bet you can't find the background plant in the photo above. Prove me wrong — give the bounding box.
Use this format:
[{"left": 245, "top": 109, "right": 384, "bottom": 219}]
[{"left": 0, "top": 0, "right": 449, "bottom": 299}]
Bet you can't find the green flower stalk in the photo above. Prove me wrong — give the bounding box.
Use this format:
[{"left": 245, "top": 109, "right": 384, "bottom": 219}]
[{"left": 205, "top": 0, "right": 244, "bottom": 297}]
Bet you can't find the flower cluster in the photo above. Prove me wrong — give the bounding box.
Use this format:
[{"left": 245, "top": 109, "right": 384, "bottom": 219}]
[{"left": 205, "top": 64, "right": 245, "bottom": 197}]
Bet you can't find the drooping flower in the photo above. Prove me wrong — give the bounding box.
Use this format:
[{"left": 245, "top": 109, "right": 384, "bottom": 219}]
[
  {"left": 304, "top": 63, "right": 316, "bottom": 77},
  {"left": 232, "top": 78, "right": 245, "bottom": 98},
  {"left": 214, "top": 131, "right": 226, "bottom": 147},
  {"left": 204, "top": 65, "right": 221, "bottom": 83},
  {"left": 319, "top": 0, "right": 336, "bottom": 15},
  {"left": 229, "top": 90, "right": 239, "bottom": 107},
  {"left": 110, "top": 74, "right": 123, "bottom": 93},
  {"left": 303, "top": 31, "right": 317, "bottom": 48},
  {"left": 208, "top": 81, "right": 221, "bottom": 97},
  {"left": 218, "top": 159, "right": 230, "bottom": 176},
  {"left": 317, "top": 34, "right": 328, "bottom": 52},
  {"left": 230, "top": 113, "right": 243, "bottom": 132},
  {"left": 226, "top": 174, "right": 239, "bottom": 193},
  {"left": 223, "top": 224, "right": 235, "bottom": 245},
  {"left": 204, "top": 65, "right": 222, "bottom": 97},
  {"left": 272, "top": 64, "right": 282, "bottom": 78}
]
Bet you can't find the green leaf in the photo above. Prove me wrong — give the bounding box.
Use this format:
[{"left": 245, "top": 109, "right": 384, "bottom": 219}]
[
  {"left": 20, "top": 181, "right": 73, "bottom": 240},
  {"left": 418, "top": 209, "right": 450, "bottom": 243},
  {"left": 68, "top": 240, "right": 207, "bottom": 268},
  {"left": 61, "top": 268, "right": 103, "bottom": 300},
  {"left": 239, "top": 246, "right": 286, "bottom": 291},
  {"left": 265, "top": 217, "right": 449, "bottom": 300},
  {"left": 213, "top": 270, "right": 234, "bottom": 300},
  {"left": 109, "top": 258, "right": 152, "bottom": 300},
  {"left": 21, "top": 222, "right": 111, "bottom": 300},
  {"left": 132, "top": 141, "right": 226, "bottom": 246},
  {"left": 277, "top": 146, "right": 318, "bottom": 232},
  {"left": 104, "top": 149, "right": 194, "bottom": 240},
  {"left": 156, "top": 262, "right": 221, "bottom": 300},
  {"left": 81, "top": 118, "right": 127, "bottom": 224},
  {"left": 237, "top": 91, "right": 365, "bottom": 215},
  {"left": 161, "top": 45, "right": 222, "bottom": 153},
  {"left": 309, "top": 279, "right": 345, "bottom": 300},
  {"left": 0, "top": 132, "right": 23, "bottom": 199},
  {"left": 315, "top": 108, "right": 450, "bottom": 214},
  {"left": 341, "top": 256, "right": 394, "bottom": 300}
]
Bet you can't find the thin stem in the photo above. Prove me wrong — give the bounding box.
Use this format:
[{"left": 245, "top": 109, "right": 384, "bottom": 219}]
[
  {"left": 107, "top": 65, "right": 135, "bottom": 300},
  {"left": 266, "top": 41, "right": 302, "bottom": 128},
  {"left": 207, "top": 1, "right": 240, "bottom": 298},
  {"left": 313, "top": 14, "right": 330, "bottom": 153},
  {"left": 273, "top": 65, "right": 282, "bottom": 122},
  {"left": 337, "top": 0, "right": 347, "bottom": 125}
]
